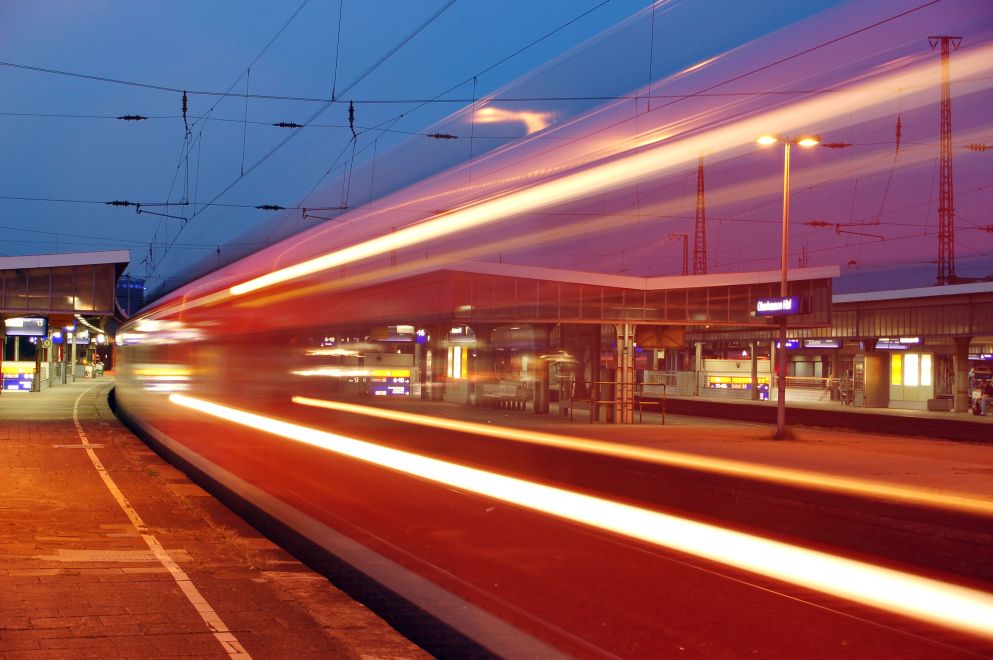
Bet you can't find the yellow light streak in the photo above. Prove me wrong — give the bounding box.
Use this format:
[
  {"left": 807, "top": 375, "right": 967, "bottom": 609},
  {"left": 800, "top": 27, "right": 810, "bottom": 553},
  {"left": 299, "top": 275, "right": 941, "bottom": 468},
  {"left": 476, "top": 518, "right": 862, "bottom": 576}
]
[
  {"left": 473, "top": 106, "right": 555, "bottom": 134},
  {"left": 134, "top": 367, "right": 192, "bottom": 378},
  {"left": 171, "top": 393, "right": 993, "bottom": 641},
  {"left": 306, "top": 348, "right": 361, "bottom": 357},
  {"left": 291, "top": 396, "right": 993, "bottom": 518},
  {"left": 291, "top": 368, "right": 371, "bottom": 378},
  {"left": 225, "top": 44, "right": 993, "bottom": 299}
]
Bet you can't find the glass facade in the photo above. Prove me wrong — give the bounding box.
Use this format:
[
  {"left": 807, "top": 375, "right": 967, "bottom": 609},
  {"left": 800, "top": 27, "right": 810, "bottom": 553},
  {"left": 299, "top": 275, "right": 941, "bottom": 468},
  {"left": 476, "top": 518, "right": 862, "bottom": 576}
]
[{"left": 1, "top": 263, "right": 118, "bottom": 315}]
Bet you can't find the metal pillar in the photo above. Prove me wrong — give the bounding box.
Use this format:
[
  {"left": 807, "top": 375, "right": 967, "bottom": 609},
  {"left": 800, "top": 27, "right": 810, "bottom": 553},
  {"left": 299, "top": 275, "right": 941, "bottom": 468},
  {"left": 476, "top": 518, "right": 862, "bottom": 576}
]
[
  {"left": 776, "top": 142, "right": 792, "bottom": 435},
  {"left": 48, "top": 338, "right": 55, "bottom": 388},
  {"left": 953, "top": 337, "right": 971, "bottom": 412},
  {"left": 693, "top": 155, "right": 707, "bottom": 274},
  {"left": 929, "top": 35, "right": 962, "bottom": 285},
  {"left": 694, "top": 341, "right": 703, "bottom": 396},
  {"left": 750, "top": 342, "right": 759, "bottom": 400},
  {"left": 69, "top": 333, "right": 78, "bottom": 383},
  {"left": 33, "top": 342, "right": 42, "bottom": 392},
  {"left": 614, "top": 324, "right": 635, "bottom": 423}
]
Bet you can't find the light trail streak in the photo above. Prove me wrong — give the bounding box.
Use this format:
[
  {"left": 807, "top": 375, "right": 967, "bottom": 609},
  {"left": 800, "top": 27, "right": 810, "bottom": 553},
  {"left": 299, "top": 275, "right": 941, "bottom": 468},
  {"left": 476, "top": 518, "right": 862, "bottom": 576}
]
[
  {"left": 292, "top": 396, "right": 993, "bottom": 518},
  {"left": 170, "top": 393, "right": 993, "bottom": 641},
  {"left": 226, "top": 44, "right": 993, "bottom": 298},
  {"left": 473, "top": 106, "right": 556, "bottom": 134},
  {"left": 291, "top": 368, "right": 371, "bottom": 378}
]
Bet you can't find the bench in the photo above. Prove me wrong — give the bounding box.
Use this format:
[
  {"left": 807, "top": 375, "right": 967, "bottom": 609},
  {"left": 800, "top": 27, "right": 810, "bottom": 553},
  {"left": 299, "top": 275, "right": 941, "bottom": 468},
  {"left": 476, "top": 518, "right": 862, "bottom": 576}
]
[{"left": 482, "top": 381, "right": 530, "bottom": 410}]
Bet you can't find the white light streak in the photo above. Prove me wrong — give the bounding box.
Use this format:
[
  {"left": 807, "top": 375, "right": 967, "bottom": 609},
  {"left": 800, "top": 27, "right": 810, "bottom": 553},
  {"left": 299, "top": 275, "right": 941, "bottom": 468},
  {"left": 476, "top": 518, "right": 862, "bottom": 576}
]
[
  {"left": 226, "top": 44, "right": 993, "bottom": 298},
  {"left": 291, "top": 397, "right": 993, "bottom": 518},
  {"left": 171, "top": 393, "right": 993, "bottom": 641}
]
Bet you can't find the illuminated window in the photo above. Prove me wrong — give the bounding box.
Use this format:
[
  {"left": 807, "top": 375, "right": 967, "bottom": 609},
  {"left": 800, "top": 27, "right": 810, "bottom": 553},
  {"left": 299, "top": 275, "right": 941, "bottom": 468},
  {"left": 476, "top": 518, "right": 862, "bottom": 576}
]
[
  {"left": 890, "top": 354, "right": 903, "bottom": 386},
  {"left": 905, "top": 353, "right": 919, "bottom": 387},
  {"left": 451, "top": 346, "right": 463, "bottom": 379},
  {"left": 921, "top": 354, "right": 932, "bottom": 386}
]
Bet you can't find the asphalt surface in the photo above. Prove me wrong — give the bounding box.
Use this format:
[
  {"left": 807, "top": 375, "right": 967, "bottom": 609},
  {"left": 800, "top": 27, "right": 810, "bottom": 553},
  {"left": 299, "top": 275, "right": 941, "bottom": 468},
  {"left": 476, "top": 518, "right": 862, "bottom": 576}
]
[{"left": 0, "top": 377, "right": 426, "bottom": 659}]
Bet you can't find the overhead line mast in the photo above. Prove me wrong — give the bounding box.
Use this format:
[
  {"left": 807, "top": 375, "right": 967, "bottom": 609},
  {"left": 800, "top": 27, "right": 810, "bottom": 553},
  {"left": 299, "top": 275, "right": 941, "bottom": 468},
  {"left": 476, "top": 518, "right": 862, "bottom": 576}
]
[
  {"left": 929, "top": 35, "right": 962, "bottom": 285},
  {"left": 693, "top": 155, "right": 707, "bottom": 274}
]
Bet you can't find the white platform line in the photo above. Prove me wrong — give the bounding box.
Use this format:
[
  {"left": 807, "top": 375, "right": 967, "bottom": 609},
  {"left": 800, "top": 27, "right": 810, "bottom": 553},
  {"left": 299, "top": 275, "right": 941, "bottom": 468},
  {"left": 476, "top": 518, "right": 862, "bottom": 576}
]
[{"left": 72, "top": 385, "right": 251, "bottom": 659}]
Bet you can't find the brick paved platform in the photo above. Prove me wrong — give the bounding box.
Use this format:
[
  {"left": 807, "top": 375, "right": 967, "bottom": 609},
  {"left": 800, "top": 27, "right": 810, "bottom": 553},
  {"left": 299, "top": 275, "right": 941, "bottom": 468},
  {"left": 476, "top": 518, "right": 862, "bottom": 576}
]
[{"left": 0, "top": 378, "right": 427, "bottom": 659}]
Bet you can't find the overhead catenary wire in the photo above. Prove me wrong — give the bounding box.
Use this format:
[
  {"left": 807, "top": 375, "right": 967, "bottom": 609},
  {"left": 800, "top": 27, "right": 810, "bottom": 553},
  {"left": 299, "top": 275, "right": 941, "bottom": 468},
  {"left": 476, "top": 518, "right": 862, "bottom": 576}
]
[
  {"left": 4, "top": 1, "right": 982, "bottom": 291},
  {"left": 150, "top": 0, "right": 458, "bottom": 274},
  {"left": 330, "top": 0, "right": 344, "bottom": 100}
]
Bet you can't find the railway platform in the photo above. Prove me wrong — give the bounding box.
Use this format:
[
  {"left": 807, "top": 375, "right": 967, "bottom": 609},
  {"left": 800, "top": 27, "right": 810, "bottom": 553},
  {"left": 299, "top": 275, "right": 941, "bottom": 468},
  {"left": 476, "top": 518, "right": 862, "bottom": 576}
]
[{"left": 0, "top": 377, "right": 426, "bottom": 659}]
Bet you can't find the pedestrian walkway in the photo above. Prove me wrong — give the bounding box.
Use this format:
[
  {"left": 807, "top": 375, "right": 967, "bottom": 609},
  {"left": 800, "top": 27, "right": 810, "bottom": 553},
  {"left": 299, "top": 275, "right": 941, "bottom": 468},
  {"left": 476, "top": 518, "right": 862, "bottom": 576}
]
[
  {"left": 654, "top": 393, "right": 993, "bottom": 443},
  {"left": 347, "top": 393, "right": 993, "bottom": 504},
  {"left": 0, "top": 378, "right": 426, "bottom": 659}
]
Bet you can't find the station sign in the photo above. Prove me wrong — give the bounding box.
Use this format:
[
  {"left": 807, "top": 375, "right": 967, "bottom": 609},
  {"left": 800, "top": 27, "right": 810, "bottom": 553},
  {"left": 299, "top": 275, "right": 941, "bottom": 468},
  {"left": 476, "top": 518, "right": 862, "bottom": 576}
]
[
  {"left": 755, "top": 296, "right": 801, "bottom": 317},
  {"left": 370, "top": 369, "right": 411, "bottom": 396},
  {"left": 876, "top": 337, "right": 922, "bottom": 350},
  {"left": 449, "top": 324, "right": 476, "bottom": 344},
  {"left": 804, "top": 339, "right": 840, "bottom": 349},
  {"left": 4, "top": 317, "right": 48, "bottom": 337}
]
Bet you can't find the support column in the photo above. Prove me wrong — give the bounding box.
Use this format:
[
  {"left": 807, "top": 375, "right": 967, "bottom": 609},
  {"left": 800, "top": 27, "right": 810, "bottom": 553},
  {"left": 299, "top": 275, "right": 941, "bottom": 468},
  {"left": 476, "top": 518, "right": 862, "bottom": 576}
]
[
  {"left": 769, "top": 339, "right": 777, "bottom": 400},
  {"left": 49, "top": 337, "right": 55, "bottom": 388},
  {"left": 615, "top": 324, "right": 635, "bottom": 423},
  {"left": 953, "top": 336, "right": 971, "bottom": 412},
  {"left": 694, "top": 341, "right": 703, "bottom": 396},
  {"left": 750, "top": 341, "right": 759, "bottom": 400},
  {"left": 70, "top": 332, "right": 78, "bottom": 383},
  {"left": 533, "top": 325, "right": 551, "bottom": 414},
  {"left": 413, "top": 340, "right": 423, "bottom": 398},
  {"left": 33, "top": 341, "right": 42, "bottom": 392}
]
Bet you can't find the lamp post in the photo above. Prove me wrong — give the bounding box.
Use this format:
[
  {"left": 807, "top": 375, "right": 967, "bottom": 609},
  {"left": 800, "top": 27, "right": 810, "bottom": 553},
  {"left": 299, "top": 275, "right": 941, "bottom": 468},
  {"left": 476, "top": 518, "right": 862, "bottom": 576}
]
[{"left": 757, "top": 134, "right": 819, "bottom": 437}]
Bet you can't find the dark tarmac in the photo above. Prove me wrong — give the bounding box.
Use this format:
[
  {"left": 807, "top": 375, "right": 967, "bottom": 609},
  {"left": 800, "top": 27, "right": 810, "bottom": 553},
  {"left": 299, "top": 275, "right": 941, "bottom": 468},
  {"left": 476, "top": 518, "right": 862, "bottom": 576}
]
[{"left": 0, "top": 377, "right": 427, "bottom": 659}]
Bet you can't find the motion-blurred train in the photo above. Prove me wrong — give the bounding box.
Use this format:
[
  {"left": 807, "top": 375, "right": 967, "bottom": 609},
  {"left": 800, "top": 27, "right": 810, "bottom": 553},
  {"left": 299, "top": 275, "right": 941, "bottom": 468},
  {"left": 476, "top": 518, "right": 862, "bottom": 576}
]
[
  {"left": 114, "top": 227, "right": 993, "bottom": 657},
  {"left": 115, "top": 2, "right": 993, "bottom": 650}
]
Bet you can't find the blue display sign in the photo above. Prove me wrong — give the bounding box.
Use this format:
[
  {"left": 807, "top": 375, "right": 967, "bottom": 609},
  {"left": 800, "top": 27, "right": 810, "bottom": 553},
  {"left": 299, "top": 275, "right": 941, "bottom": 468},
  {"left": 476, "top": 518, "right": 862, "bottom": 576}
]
[
  {"left": 371, "top": 375, "right": 411, "bottom": 396},
  {"left": 756, "top": 297, "right": 801, "bottom": 316},
  {"left": 2, "top": 372, "right": 34, "bottom": 391}
]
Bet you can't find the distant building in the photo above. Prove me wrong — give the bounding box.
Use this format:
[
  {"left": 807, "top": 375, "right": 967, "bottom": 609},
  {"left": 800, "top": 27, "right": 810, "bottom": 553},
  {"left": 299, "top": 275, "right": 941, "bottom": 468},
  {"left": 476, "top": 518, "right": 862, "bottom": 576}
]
[{"left": 116, "top": 275, "right": 145, "bottom": 317}]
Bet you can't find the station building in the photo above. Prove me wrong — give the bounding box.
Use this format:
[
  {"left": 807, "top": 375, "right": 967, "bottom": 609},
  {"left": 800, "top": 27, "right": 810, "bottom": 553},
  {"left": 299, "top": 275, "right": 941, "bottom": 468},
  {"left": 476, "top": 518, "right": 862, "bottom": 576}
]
[
  {"left": 688, "top": 280, "right": 993, "bottom": 413},
  {"left": 0, "top": 250, "right": 130, "bottom": 392},
  {"left": 271, "top": 260, "right": 991, "bottom": 420}
]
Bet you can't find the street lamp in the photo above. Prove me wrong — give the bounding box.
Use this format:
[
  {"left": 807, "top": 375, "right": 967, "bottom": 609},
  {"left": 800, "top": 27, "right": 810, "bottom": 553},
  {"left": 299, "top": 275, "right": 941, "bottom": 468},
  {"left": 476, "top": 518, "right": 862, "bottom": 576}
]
[{"left": 757, "top": 134, "right": 820, "bottom": 438}]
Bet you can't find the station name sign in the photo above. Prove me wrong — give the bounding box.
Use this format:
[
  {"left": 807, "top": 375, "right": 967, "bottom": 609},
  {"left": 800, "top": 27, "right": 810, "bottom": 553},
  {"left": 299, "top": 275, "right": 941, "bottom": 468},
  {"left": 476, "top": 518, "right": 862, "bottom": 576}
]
[{"left": 755, "top": 296, "right": 801, "bottom": 316}]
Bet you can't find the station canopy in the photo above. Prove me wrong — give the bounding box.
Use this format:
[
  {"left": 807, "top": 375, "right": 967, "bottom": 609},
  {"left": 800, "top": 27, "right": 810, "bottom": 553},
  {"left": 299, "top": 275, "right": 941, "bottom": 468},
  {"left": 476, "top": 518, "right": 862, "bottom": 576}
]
[{"left": 0, "top": 250, "right": 130, "bottom": 322}]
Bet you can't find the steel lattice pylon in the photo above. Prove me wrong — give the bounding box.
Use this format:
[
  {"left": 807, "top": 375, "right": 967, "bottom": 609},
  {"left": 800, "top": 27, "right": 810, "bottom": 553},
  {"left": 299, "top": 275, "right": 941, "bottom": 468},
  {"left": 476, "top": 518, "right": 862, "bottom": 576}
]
[
  {"left": 929, "top": 35, "right": 962, "bottom": 285},
  {"left": 693, "top": 155, "right": 707, "bottom": 275}
]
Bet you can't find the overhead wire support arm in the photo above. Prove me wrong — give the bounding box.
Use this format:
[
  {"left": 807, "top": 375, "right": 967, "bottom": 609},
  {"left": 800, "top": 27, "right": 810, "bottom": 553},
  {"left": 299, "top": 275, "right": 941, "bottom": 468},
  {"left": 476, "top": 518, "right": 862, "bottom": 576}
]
[
  {"left": 302, "top": 206, "right": 348, "bottom": 222},
  {"left": 135, "top": 206, "right": 188, "bottom": 220}
]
